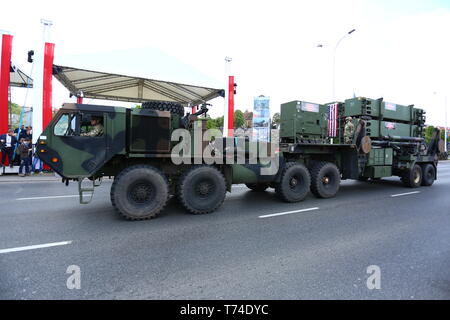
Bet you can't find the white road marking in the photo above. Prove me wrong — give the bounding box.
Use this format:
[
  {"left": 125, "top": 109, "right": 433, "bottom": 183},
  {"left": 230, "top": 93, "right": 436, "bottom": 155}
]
[
  {"left": 391, "top": 191, "right": 421, "bottom": 198},
  {"left": 16, "top": 195, "right": 78, "bottom": 201},
  {"left": 259, "top": 207, "right": 319, "bottom": 219},
  {"left": 0, "top": 241, "right": 72, "bottom": 254}
]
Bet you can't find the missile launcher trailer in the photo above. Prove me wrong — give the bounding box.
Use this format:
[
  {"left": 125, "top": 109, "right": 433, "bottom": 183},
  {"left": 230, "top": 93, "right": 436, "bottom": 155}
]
[
  {"left": 278, "top": 97, "right": 443, "bottom": 193},
  {"left": 37, "top": 95, "right": 444, "bottom": 221}
]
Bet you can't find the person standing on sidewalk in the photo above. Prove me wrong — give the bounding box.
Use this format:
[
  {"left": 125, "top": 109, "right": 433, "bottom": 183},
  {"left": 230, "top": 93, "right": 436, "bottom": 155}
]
[
  {"left": 31, "top": 145, "right": 44, "bottom": 175},
  {"left": 18, "top": 138, "right": 32, "bottom": 177},
  {"left": 1, "top": 129, "right": 18, "bottom": 168}
]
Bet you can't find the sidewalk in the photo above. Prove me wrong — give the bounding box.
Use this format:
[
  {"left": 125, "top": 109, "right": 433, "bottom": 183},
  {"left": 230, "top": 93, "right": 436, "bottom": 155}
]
[{"left": 0, "top": 172, "right": 61, "bottom": 183}]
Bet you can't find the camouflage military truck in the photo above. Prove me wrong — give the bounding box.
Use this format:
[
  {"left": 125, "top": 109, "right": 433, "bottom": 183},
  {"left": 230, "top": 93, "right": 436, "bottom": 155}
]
[
  {"left": 37, "top": 97, "right": 444, "bottom": 221},
  {"left": 36, "top": 101, "right": 280, "bottom": 220}
]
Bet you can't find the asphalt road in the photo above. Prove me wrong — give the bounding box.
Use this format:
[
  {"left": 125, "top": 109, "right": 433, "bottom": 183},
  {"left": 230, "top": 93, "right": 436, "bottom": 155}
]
[{"left": 1, "top": 162, "right": 449, "bottom": 300}]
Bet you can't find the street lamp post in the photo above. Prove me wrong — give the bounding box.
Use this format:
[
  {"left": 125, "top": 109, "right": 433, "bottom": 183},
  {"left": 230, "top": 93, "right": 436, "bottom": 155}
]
[{"left": 332, "top": 29, "right": 356, "bottom": 101}]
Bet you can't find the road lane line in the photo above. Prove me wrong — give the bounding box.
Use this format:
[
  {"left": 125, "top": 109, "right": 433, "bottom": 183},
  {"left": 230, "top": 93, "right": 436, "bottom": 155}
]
[
  {"left": 391, "top": 191, "right": 421, "bottom": 198},
  {"left": 259, "top": 207, "right": 319, "bottom": 219},
  {"left": 16, "top": 195, "right": 79, "bottom": 201},
  {"left": 0, "top": 241, "right": 72, "bottom": 254}
]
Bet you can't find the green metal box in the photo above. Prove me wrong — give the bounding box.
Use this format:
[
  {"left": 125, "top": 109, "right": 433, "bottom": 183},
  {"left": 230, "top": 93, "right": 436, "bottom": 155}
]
[
  {"left": 367, "top": 148, "right": 393, "bottom": 166},
  {"left": 280, "top": 101, "right": 327, "bottom": 140},
  {"left": 344, "top": 97, "right": 421, "bottom": 123},
  {"left": 365, "top": 120, "right": 419, "bottom": 138},
  {"left": 363, "top": 165, "right": 393, "bottom": 178},
  {"left": 343, "top": 97, "right": 382, "bottom": 118}
]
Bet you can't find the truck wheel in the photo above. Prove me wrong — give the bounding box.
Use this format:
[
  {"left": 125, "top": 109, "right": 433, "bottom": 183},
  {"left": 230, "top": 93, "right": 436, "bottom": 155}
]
[
  {"left": 421, "top": 163, "right": 435, "bottom": 186},
  {"left": 177, "top": 166, "right": 226, "bottom": 214},
  {"left": 310, "top": 162, "right": 341, "bottom": 198},
  {"left": 110, "top": 165, "right": 169, "bottom": 220},
  {"left": 245, "top": 183, "right": 270, "bottom": 192},
  {"left": 401, "top": 164, "right": 422, "bottom": 188},
  {"left": 275, "top": 162, "right": 311, "bottom": 202},
  {"left": 141, "top": 101, "right": 184, "bottom": 116}
]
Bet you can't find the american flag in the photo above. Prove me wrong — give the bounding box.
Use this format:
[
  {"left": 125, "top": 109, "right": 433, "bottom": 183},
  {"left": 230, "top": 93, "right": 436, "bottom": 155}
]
[{"left": 328, "top": 103, "right": 339, "bottom": 137}]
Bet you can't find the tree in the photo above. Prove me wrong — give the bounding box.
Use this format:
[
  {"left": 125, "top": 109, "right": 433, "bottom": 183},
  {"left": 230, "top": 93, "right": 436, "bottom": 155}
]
[
  {"left": 424, "top": 126, "right": 435, "bottom": 144},
  {"left": 8, "top": 102, "right": 23, "bottom": 129},
  {"left": 234, "top": 110, "right": 245, "bottom": 129},
  {"left": 206, "top": 116, "right": 224, "bottom": 130}
]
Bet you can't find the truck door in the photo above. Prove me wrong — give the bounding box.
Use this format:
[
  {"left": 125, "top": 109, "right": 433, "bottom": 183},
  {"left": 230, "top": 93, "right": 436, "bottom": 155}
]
[{"left": 43, "top": 111, "right": 107, "bottom": 178}]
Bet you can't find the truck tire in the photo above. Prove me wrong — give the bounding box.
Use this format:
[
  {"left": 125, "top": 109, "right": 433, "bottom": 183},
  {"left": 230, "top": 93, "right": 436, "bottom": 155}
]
[
  {"left": 245, "top": 183, "right": 270, "bottom": 192},
  {"left": 275, "top": 162, "right": 311, "bottom": 202},
  {"left": 310, "top": 162, "right": 341, "bottom": 199},
  {"left": 110, "top": 165, "right": 169, "bottom": 220},
  {"left": 421, "top": 163, "right": 435, "bottom": 187},
  {"left": 177, "top": 165, "right": 226, "bottom": 214},
  {"left": 401, "top": 164, "right": 422, "bottom": 188},
  {"left": 141, "top": 101, "right": 184, "bottom": 116}
]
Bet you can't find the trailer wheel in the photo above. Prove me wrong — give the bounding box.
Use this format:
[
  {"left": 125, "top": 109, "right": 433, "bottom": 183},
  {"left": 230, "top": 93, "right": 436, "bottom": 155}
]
[
  {"left": 110, "top": 165, "right": 169, "bottom": 220},
  {"left": 310, "top": 162, "right": 341, "bottom": 199},
  {"left": 421, "top": 163, "right": 435, "bottom": 187},
  {"left": 245, "top": 183, "right": 270, "bottom": 192},
  {"left": 401, "top": 164, "right": 422, "bottom": 188},
  {"left": 275, "top": 162, "right": 311, "bottom": 202},
  {"left": 177, "top": 165, "right": 226, "bottom": 214}
]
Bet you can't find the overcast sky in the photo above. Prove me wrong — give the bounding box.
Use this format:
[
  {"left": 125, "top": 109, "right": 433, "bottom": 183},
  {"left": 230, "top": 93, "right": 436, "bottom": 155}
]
[{"left": 2, "top": 0, "right": 450, "bottom": 125}]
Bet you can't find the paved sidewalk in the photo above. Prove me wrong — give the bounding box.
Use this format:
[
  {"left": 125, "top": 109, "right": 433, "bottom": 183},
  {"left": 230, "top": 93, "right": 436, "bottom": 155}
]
[{"left": 0, "top": 173, "right": 61, "bottom": 183}]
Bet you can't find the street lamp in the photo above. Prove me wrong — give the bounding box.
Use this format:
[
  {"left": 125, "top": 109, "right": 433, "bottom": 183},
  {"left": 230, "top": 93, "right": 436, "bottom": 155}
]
[
  {"left": 318, "top": 29, "right": 356, "bottom": 101},
  {"left": 332, "top": 29, "right": 356, "bottom": 101}
]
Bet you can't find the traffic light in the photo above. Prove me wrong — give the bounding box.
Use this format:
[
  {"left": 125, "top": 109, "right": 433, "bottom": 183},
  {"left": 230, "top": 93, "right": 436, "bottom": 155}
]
[{"left": 27, "top": 50, "right": 34, "bottom": 63}]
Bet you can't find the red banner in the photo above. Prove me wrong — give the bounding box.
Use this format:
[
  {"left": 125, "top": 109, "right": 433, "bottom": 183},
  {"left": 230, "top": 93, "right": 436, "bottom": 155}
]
[
  {"left": 227, "top": 76, "right": 234, "bottom": 136},
  {"left": 42, "top": 42, "right": 55, "bottom": 128},
  {"left": 0, "top": 34, "right": 13, "bottom": 134}
]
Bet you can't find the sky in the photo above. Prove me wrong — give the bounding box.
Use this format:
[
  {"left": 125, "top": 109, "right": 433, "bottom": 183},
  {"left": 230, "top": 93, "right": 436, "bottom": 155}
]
[{"left": 2, "top": 0, "right": 450, "bottom": 126}]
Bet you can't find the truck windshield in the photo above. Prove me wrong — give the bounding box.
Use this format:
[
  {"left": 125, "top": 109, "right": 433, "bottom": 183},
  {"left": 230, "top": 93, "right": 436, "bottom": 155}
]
[{"left": 54, "top": 113, "right": 78, "bottom": 136}]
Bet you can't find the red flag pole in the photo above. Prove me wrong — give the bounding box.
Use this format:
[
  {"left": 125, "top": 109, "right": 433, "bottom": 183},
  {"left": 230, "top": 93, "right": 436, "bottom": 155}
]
[
  {"left": 42, "top": 42, "right": 54, "bottom": 129},
  {"left": 227, "top": 76, "right": 234, "bottom": 137},
  {"left": 0, "top": 34, "right": 13, "bottom": 134}
]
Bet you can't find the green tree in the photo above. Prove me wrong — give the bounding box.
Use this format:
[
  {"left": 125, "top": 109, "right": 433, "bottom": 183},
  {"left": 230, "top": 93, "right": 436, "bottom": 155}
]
[
  {"left": 215, "top": 116, "right": 224, "bottom": 129},
  {"left": 206, "top": 117, "right": 217, "bottom": 129},
  {"left": 424, "top": 126, "right": 435, "bottom": 144},
  {"left": 206, "top": 116, "right": 224, "bottom": 130},
  {"left": 234, "top": 110, "right": 245, "bottom": 129},
  {"left": 8, "top": 102, "right": 23, "bottom": 129}
]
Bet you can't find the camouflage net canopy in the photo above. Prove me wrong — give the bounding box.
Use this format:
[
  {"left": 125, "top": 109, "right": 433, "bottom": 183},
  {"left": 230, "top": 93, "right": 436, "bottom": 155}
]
[{"left": 53, "top": 65, "right": 224, "bottom": 106}]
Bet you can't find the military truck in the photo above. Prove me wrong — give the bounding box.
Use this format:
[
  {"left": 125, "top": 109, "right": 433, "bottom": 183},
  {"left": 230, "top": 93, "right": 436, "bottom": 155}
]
[{"left": 37, "top": 97, "right": 444, "bottom": 220}]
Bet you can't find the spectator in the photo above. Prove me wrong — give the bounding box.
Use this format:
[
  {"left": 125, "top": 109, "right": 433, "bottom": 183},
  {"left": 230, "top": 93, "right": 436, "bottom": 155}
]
[
  {"left": 0, "top": 129, "right": 18, "bottom": 168},
  {"left": 14, "top": 125, "right": 25, "bottom": 135},
  {"left": 31, "top": 146, "right": 44, "bottom": 175},
  {"left": 18, "top": 127, "right": 32, "bottom": 142},
  {"left": 18, "top": 138, "right": 32, "bottom": 177}
]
